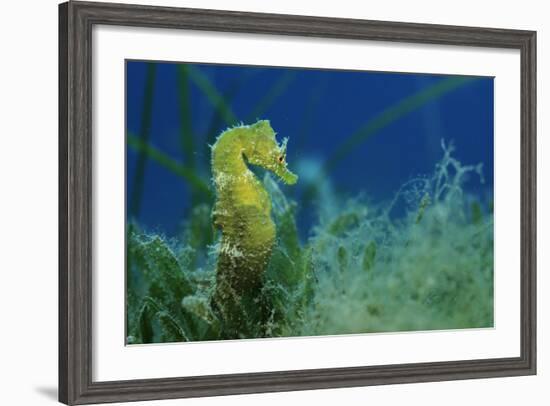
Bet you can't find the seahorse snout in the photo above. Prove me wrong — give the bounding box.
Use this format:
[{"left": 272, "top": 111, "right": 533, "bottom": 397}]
[{"left": 275, "top": 165, "right": 298, "bottom": 185}]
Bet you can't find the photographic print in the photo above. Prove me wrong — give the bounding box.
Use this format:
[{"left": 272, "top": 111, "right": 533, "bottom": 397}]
[{"left": 125, "top": 60, "right": 494, "bottom": 344}]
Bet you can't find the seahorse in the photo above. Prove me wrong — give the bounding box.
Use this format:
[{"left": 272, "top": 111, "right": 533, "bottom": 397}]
[{"left": 210, "top": 120, "right": 298, "bottom": 337}]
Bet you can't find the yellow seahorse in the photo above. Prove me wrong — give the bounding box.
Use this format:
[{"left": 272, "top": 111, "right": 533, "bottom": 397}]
[{"left": 210, "top": 120, "right": 297, "bottom": 336}]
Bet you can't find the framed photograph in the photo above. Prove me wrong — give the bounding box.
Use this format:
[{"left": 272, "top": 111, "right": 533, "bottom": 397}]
[{"left": 59, "top": 1, "right": 536, "bottom": 404}]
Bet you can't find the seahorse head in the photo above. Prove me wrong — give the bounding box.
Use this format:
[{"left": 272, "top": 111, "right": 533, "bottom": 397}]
[{"left": 243, "top": 120, "right": 298, "bottom": 185}]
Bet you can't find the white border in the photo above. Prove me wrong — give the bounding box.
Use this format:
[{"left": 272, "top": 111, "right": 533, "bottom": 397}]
[{"left": 93, "top": 25, "right": 521, "bottom": 382}]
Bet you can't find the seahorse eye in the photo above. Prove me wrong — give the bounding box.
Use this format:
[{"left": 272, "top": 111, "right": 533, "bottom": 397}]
[{"left": 278, "top": 156, "right": 284, "bottom": 163}]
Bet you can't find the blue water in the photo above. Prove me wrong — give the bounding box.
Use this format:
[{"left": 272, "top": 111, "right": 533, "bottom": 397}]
[{"left": 126, "top": 60, "right": 493, "bottom": 237}]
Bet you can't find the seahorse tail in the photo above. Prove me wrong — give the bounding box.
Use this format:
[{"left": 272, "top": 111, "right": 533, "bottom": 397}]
[{"left": 212, "top": 232, "right": 274, "bottom": 338}]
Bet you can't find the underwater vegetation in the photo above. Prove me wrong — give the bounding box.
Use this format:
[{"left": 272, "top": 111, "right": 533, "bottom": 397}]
[{"left": 126, "top": 133, "right": 493, "bottom": 343}]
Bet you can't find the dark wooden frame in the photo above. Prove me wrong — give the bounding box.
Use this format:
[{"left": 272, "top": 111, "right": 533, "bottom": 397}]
[{"left": 59, "top": 1, "right": 537, "bottom": 404}]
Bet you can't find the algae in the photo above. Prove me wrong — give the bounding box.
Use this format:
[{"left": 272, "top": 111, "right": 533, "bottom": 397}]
[{"left": 126, "top": 138, "right": 493, "bottom": 343}]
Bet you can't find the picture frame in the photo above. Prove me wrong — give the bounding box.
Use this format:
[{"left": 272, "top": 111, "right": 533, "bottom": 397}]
[{"left": 59, "top": 1, "right": 536, "bottom": 404}]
